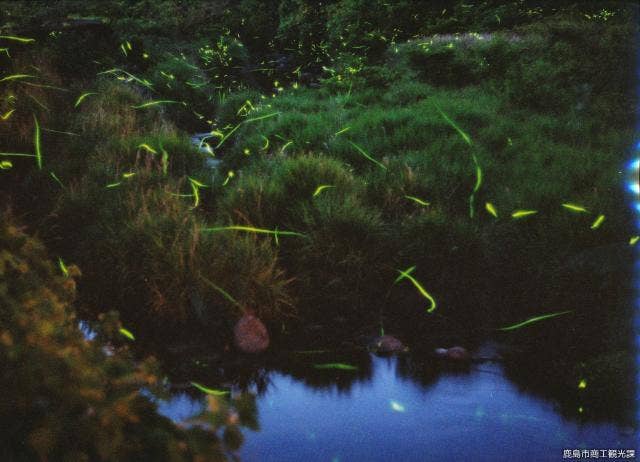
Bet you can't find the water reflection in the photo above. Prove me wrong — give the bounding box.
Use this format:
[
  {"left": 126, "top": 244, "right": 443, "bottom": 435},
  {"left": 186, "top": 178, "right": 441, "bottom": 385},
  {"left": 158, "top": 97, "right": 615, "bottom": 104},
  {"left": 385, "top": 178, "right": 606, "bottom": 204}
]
[{"left": 153, "top": 347, "right": 637, "bottom": 461}]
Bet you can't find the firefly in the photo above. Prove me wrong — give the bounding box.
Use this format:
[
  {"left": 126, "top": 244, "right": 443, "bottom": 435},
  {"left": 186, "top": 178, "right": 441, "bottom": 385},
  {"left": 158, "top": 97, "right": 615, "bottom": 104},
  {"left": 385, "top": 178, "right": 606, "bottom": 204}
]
[
  {"left": 313, "top": 185, "right": 335, "bottom": 197},
  {"left": 33, "top": 115, "right": 42, "bottom": 169},
  {"left": 119, "top": 327, "right": 135, "bottom": 341},
  {"left": 0, "top": 35, "right": 35, "bottom": 43},
  {"left": 405, "top": 195, "right": 430, "bottom": 206},
  {"left": 1, "top": 109, "right": 15, "bottom": 120},
  {"left": 561, "top": 203, "right": 589, "bottom": 213},
  {"left": 395, "top": 266, "right": 437, "bottom": 313},
  {"left": 485, "top": 202, "right": 498, "bottom": 218},
  {"left": 0, "top": 74, "right": 34, "bottom": 83},
  {"left": 58, "top": 258, "right": 69, "bottom": 277},
  {"left": 203, "top": 225, "right": 306, "bottom": 238},
  {"left": 497, "top": 310, "right": 572, "bottom": 331},
  {"left": 74, "top": 92, "right": 97, "bottom": 108},
  {"left": 132, "top": 100, "right": 185, "bottom": 109},
  {"left": 511, "top": 210, "right": 537, "bottom": 219},
  {"left": 349, "top": 141, "right": 387, "bottom": 170},
  {"left": 222, "top": 170, "right": 234, "bottom": 186},
  {"left": 313, "top": 363, "right": 358, "bottom": 371},
  {"left": 190, "top": 382, "right": 230, "bottom": 396},
  {"left": 590, "top": 214, "right": 605, "bottom": 229},
  {"left": 50, "top": 172, "right": 64, "bottom": 188},
  {"left": 137, "top": 143, "right": 157, "bottom": 154}
]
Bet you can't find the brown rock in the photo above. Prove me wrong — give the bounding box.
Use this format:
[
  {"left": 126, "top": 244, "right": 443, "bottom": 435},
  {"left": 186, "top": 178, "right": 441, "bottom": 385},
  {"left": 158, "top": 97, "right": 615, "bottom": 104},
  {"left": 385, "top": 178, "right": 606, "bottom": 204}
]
[
  {"left": 446, "top": 346, "right": 470, "bottom": 361},
  {"left": 369, "top": 335, "right": 408, "bottom": 354},
  {"left": 233, "top": 313, "right": 269, "bottom": 353}
]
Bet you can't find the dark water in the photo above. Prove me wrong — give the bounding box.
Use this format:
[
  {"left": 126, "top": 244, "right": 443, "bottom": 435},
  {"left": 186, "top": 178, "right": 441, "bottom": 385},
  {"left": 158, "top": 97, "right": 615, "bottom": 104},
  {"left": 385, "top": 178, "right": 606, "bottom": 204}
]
[{"left": 153, "top": 344, "right": 637, "bottom": 462}]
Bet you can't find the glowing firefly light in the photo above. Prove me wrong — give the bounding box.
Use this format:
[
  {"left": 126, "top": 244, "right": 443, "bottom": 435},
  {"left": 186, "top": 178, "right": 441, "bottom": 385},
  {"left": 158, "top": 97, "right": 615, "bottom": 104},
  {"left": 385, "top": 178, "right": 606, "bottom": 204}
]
[
  {"left": 578, "top": 379, "right": 587, "bottom": 389},
  {"left": 349, "top": 141, "right": 387, "bottom": 170},
  {"left": 199, "top": 275, "right": 241, "bottom": 307},
  {"left": 132, "top": 100, "right": 185, "bottom": 109},
  {"left": 190, "top": 381, "right": 229, "bottom": 396},
  {"left": 405, "top": 195, "right": 430, "bottom": 206},
  {"left": 33, "top": 115, "right": 42, "bottom": 169},
  {"left": 260, "top": 135, "right": 269, "bottom": 150},
  {"left": 497, "top": 310, "right": 573, "bottom": 331},
  {"left": 485, "top": 202, "right": 498, "bottom": 218},
  {"left": 50, "top": 172, "right": 64, "bottom": 188},
  {"left": 74, "top": 92, "right": 97, "bottom": 108},
  {"left": 203, "top": 225, "right": 306, "bottom": 238},
  {"left": 222, "top": 170, "right": 235, "bottom": 186},
  {"left": 0, "top": 35, "right": 35, "bottom": 43},
  {"left": 590, "top": 214, "right": 605, "bottom": 230},
  {"left": 119, "top": 327, "right": 135, "bottom": 341},
  {"left": 395, "top": 266, "right": 437, "bottom": 313},
  {"left": 313, "top": 185, "right": 335, "bottom": 197},
  {"left": 561, "top": 203, "right": 589, "bottom": 213},
  {"left": 1, "top": 109, "right": 15, "bottom": 120},
  {"left": 511, "top": 210, "right": 538, "bottom": 219},
  {"left": 137, "top": 143, "right": 157, "bottom": 154},
  {"left": 313, "top": 363, "right": 358, "bottom": 371},
  {"left": 58, "top": 258, "right": 69, "bottom": 277},
  {"left": 0, "top": 74, "right": 34, "bottom": 83},
  {"left": 0, "top": 160, "right": 12, "bottom": 169}
]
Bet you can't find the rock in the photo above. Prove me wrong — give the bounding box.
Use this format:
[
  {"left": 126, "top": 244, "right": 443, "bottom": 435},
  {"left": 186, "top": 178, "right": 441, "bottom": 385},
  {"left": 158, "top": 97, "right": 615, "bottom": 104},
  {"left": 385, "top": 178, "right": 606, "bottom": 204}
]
[
  {"left": 233, "top": 313, "right": 269, "bottom": 354},
  {"left": 369, "top": 335, "right": 408, "bottom": 354},
  {"left": 446, "top": 346, "right": 470, "bottom": 361},
  {"left": 434, "top": 346, "right": 471, "bottom": 361},
  {"left": 434, "top": 348, "right": 448, "bottom": 358}
]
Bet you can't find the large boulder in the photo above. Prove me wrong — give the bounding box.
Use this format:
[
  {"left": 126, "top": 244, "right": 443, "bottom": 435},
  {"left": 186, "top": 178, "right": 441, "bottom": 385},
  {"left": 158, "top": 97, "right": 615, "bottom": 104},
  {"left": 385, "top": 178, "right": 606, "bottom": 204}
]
[{"left": 233, "top": 313, "right": 269, "bottom": 354}]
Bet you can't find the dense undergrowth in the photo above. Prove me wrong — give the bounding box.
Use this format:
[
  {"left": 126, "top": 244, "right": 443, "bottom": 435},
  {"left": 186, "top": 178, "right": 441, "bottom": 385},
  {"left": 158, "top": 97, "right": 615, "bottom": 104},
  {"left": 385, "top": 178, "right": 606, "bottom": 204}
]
[{"left": 1, "top": 0, "right": 639, "bottom": 453}]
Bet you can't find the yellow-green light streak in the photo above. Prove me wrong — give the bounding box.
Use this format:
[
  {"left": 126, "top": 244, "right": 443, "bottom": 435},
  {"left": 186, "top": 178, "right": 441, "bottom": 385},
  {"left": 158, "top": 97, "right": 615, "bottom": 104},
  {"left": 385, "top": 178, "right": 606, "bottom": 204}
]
[
  {"left": 58, "top": 258, "right": 69, "bottom": 277},
  {"left": 199, "top": 275, "right": 241, "bottom": 308},
  {"left": 0, "top": 35, "right": 35, "bottom": 43},
  {"left": 590, "top": 214, "right": 605, "bottom": 229},
  {"left": 313, "top": 185, "right": 335, "bottom": 197},
  {"left": 190, "top": 382, "right": 230, "bottom": 395},
  {"left": 434, "top": 103, "right": 472, "bottom": 146},
  {"left": 561, "top": 203, "right": 589, "bottom": 213},
  {"left": 202, "top": 225, "right": 306, "bottom": 238},
  {"left": 74, "top": 92, "right": 97, "bottom": 108},
  {"left": 485, "top": 202, "right": 498, "bottom": 218},
  {"left": 405, "top": 195, "right": 430, "bottom": 206},
  {"left": 132, "top": 100, "right": 185, "bottom": 109},
  {"left": 0, "top": 74, "right": 34, "bottom": 83},
  {"left": 349, "top": 141, "right": 387, "bottom": 170},
  {"left": 497, "top": 310, "right": 572, "bottom": 331},
  {"left": 395, "top": 266, "right": 437, "bottom": 313},
  {"left": 511, "top": 210, "right": 537, "bottom": 219},
  {"left": 119, "top": 327, "right": 135, "bottom": 341},
  {"left": 33, "top": 115, "right": 42, "bottom": 169},
  {"left": 313, "top": 363, "right": 358, "bottom": 371},
  {"left": 1, "top": 109, "right": 15, "bottom": 120}
]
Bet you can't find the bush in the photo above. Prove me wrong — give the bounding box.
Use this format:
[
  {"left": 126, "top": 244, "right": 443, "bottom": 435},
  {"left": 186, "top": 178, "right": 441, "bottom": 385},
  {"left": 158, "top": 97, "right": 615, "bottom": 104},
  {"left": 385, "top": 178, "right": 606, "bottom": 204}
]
[{"left": 0, "top": 213, "right": 229, "bottom": 461}]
